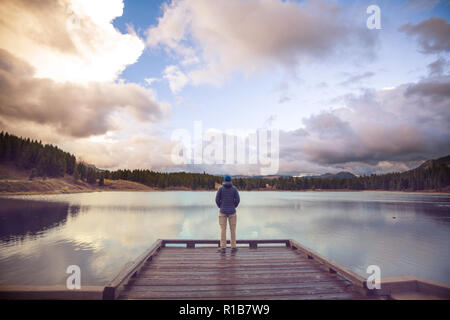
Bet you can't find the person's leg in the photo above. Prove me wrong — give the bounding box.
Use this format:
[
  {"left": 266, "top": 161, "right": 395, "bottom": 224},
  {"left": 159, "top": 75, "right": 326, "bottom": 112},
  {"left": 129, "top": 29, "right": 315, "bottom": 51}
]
[
  {"left": 219, "top": 213, "right": 227, "bottom": 249},
  {"left": 229, "top": 213, "right": 237, "bottom": 248}
]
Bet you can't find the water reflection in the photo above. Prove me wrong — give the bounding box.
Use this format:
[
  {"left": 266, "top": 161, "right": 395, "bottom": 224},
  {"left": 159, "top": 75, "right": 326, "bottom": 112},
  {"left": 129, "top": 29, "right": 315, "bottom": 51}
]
[
  {"left": 0, "top": 199, "right": 79, "bottom": 242},
  {"left": 0, "top": 191, "right": 449, "bottom": 286}
]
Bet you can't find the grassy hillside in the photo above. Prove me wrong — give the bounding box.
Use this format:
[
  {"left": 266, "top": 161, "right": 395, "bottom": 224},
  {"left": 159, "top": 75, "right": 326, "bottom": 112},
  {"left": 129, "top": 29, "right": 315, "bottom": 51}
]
[{"left": 0, "top": 162, "right": 153, "bottom": 195}]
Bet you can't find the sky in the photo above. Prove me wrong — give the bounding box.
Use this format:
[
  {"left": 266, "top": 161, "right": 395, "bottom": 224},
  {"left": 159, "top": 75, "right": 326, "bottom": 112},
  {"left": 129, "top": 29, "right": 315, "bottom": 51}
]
[{"left": 0, "top": 0, "right": 449, "bottom": 176}]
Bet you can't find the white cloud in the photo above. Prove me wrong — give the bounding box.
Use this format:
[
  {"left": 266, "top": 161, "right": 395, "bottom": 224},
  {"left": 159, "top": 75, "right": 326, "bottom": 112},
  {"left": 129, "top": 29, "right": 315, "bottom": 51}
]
[
  {"left": 163, "top": 65, "right": 190, "bottom": 94},
  {"left": 0, "top": 0, "right": 145, "bottom": 83},
  {"left": 144, "top": 78, "right": 160, "bottom": 86},
  {"left": 146, "top": 0, "right": 376, "bottom": 92},
  {"left": 63, "top": 132, "right": 178, "bottom": 170}
]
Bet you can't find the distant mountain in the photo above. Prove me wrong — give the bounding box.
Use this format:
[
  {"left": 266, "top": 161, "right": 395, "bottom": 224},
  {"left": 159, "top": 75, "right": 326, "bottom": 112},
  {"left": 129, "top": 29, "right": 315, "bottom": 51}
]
[
  {"left": 306, "top": 171, "right": 356, "bottom": 179},
  {"left": 230, "top": 175, "right": 291, "bottom": 179},
  {"left": 416, "top": 155, "right": 450, "bottom": 171}
]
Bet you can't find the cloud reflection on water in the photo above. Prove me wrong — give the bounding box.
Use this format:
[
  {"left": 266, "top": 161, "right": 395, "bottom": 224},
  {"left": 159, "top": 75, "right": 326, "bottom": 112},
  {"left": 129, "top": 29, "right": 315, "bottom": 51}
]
[{"left": 0, "top": 191, "right": 449, "bottom": 285}]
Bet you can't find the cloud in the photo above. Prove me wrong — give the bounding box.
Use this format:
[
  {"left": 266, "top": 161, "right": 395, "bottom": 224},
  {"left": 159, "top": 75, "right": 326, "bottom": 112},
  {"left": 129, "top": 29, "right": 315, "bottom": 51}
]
[
  {"left": 278, "top": 76, "right": 450, "bottom": 174},
  {"left": 163, "top": 65, "right": 190, "bottom": 94},
  {"left": 427, "top": 58, "right": 449, "bottom": 76},
  {"left": 404, "top": 0, "right": 441, "bottom": 11},
  {"left": 62, "top": 133, "right": 178, "bottom": 170},
  {"left": 144, "top": 78, "right": 160, "bottom": 86},
  {"left": 405, "top": 76, "right": 450, "bottom": 101},
  {"left": 0, "top": 48, "right": 169, "bottom": 138},
  {"left": 0, "top": 0, "right": 145, "bottom": 83},
  {"left": 278, "top": 95, "right": 291, "bottom": 104},
  {"left": 399, "top": 17, "right": 450, "bottom": 53},
  {"left": 147, "top": 0, "right": 377, "bottom": 91},
  {"left": 339, "top": 72, "right": 374, "bottom": 86}
]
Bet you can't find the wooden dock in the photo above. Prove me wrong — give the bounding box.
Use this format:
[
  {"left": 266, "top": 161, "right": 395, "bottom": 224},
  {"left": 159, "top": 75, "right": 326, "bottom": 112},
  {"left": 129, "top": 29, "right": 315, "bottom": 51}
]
[
  {"left": 1, "top": 239, "right": 449, "bottom": 300},
  {"left": 118, "top": 244, "right": 359, "bottom": 300},
  {"left": 103, "top": 239, "right": 450, "bottom": 300}
]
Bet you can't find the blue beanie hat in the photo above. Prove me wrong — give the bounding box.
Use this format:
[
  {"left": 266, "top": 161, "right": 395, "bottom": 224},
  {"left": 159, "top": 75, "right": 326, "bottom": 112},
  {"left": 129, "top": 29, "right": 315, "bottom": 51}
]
[{"left": 224, "top": 175, "right": 232, "bottom": 182}]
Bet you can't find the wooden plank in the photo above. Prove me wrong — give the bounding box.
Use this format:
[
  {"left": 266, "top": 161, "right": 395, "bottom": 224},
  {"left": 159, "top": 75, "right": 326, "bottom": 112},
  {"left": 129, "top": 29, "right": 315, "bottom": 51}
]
[
  {"left": 154, "top": 252, "right": 300, "bottom": 257},
  {"left": 154, "top": 254, "right": 299, "bottom": 257},
  {"left": 415, "top": 277, "right": 450, "bottom": 299},
  {"left": 144, "top": 265, "right": 317, "bottom": 270},
  {"left": 144, "top": 263, "right": 318, "bottom": 270},
  {"left": 160, "top": 247, "right": 291, "bottom": 252},
  {"left": 119, "top": 286, "right": 356, "bottom": 299},
  {"left": 136, "top": 292, "right": 362, "bottom": 300},
  {"left": 155, "top": 252, "right": 298, "bottom": 257},
  {"left": 120, "top": 292, "right": 363, "bottom": 300},
  {"left": 144, "top": 263, "right": 322, "bottom": 270},
  {"left": 0, "top": 285, "right": 104, "bottom": 300},
  {"left": 154, "top": 256, "right": 298, "bottom": 264},
  {"left": 151, "top": 257, "right": 304, "bottom": 262},
  {"left": 125, "top": 280, "right": 351, "bottom": 292},
  {"left": 289, "top": 239, "right": 367, "bottom": 291},
  {"left": 135, "top": 272, "right": 336, "bottom": 282},
  {"left": 373, "top": 276, "right": 450, "bottom": 299},
  {"left": 138, "top": 268, "right": 326, "bottom": 277},
  {"left": 120, "top": 285, "right": 354, "bottom": 299},
  {"left": 155, "top": 249, "right": 298, "bottom": 255},
  {"left": 104, "top": 239, "right": 163, "bottom": 300},
  {"left": 156, "top": 255, "right": 312, "bottom": 262},
  {"left": 152, "top": 257, "right": 301, "bottom": 262},
  {"left": 130, "top": 274, "right": 342, "bottom": 286},
  {"left": 162, "top": 239, "right": 290, "bottom": 247},
  {"left": 390, "top": 292, "right": 447, "bottom": 300},
  {"left": 122, "top": 285, "right": 351, "bottom": 299}
]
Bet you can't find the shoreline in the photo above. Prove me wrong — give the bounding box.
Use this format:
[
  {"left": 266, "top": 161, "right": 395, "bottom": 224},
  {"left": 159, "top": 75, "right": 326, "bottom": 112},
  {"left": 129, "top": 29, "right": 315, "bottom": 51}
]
[
  {"left": 2, "top": 162, "right": 449, "bottom": 196},
  {"left": 1, "top": 186, "right": 449, "bottom": 196}
]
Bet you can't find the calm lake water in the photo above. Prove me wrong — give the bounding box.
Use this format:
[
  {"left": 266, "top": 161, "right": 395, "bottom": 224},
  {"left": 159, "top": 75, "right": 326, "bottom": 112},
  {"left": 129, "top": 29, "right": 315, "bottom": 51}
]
[{"left": 0, "top": 191, "right": 449, "bottom": 286}]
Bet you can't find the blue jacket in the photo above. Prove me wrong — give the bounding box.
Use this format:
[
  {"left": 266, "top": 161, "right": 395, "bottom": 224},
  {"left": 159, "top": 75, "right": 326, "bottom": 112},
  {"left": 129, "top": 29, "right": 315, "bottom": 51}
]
[{"left": 215, "top": 181, "right": 240, "bottom": 214}]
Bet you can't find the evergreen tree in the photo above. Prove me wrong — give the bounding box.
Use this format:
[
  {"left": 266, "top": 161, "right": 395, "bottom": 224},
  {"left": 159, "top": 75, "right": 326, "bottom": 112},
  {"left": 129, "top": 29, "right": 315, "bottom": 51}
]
[{"left": 98, "top": 173, "right": 105, "bottom": 186}]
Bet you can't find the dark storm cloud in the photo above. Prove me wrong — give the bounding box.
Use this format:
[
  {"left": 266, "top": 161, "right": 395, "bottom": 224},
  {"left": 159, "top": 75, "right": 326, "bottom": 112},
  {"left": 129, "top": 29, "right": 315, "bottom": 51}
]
[
  {"left": 279, "top": 76, "right": 450, "bottom": 172},
  {"left": 0, "top": 49, "right": 169, "bottom": 138},
  {"left": 427, "top": 58, "right": 449, "bottom": 76},
  {"left": 399, "top": 17, "right": 450, "bottom": 53},
  {"left": 405, "top": 77, "right": 450, "bottom": 100}
]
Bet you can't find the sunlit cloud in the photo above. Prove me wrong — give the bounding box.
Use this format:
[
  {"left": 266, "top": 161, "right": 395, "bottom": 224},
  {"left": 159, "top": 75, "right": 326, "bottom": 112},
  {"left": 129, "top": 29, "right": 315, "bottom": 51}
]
[
  {"left": 0, "top": 0, "right": 145, "bottom": 83},
  {"left": 147, "top": 0, "right": 377, "bottom": 92}
]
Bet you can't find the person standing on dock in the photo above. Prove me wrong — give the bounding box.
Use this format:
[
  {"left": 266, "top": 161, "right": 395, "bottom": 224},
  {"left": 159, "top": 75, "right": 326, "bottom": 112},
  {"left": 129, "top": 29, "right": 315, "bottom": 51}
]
[{"left": 215, "top": 175, "right": 240, "bottom": 253}]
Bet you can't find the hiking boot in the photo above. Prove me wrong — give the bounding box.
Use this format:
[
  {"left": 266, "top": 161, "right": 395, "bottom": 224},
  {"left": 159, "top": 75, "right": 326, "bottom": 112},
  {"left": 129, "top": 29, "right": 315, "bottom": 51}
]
[{"left": 231, "top": 247, "right": 238, "bottom": 253}]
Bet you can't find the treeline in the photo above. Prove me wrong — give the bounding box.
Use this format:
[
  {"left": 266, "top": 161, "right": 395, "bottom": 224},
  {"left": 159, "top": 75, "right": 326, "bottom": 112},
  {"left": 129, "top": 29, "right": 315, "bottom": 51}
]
[
  {"left": 265, "top": 162, "right": 450, "bottom": 191},
  {"left": 103, "top": 169, "right": 222, "bottom": 190},
  {"left": 1, "top": 132, "right": 449, "bottom": 191},
  {"left": 273, "top": 155, "right": 450, "bottom": 191},
  {"left": 104, "top": 161, "right": 449, "bottom": 192},
  {"left": 0, "top": 132, "right": 75, "bottom": 178}
]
